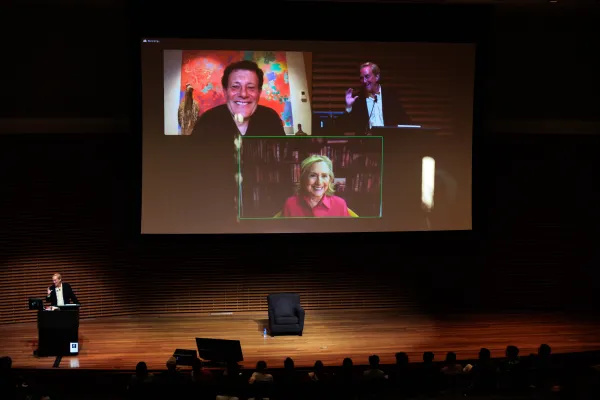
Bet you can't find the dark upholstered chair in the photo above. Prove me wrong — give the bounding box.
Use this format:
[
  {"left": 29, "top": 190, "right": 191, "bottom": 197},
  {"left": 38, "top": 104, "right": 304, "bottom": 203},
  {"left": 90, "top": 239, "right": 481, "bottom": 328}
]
[{"left": 267, "top": 293, "right": 305, "bottom": 336}]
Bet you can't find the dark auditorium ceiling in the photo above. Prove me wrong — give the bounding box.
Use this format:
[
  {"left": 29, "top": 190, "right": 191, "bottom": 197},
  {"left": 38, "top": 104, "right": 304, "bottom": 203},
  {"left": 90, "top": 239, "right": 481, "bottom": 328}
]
[
  {"left": 6, "top": 0, "right": 597, "bottom": 5},
  {"left": 288, "top": 0, "right": 590, "bottom": 2},
  {"left": 286, "top": 0, "right": 599, "bottom": 5}
]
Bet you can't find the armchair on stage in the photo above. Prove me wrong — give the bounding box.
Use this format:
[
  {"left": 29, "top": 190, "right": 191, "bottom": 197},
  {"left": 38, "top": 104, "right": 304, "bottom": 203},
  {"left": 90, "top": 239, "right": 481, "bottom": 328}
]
[{"left": 267, "top": 293, "right": 305, "bottom": 336}]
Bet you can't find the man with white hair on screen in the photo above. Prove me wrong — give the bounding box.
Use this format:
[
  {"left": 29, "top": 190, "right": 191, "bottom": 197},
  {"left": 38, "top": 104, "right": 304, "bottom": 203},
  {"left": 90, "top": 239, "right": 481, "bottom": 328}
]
[{"left": 342, "top": 61, "right": 412, "bottom": 134}]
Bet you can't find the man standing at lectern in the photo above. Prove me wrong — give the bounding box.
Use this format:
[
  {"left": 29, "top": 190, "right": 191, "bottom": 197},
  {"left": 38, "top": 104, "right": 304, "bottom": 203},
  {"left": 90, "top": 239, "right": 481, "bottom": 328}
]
[
  {"left": 342, "top": 62, "right": 412, "bottom": 134},
  {"left": 46, "top": 273, "right": 79, "bottom": 306}
]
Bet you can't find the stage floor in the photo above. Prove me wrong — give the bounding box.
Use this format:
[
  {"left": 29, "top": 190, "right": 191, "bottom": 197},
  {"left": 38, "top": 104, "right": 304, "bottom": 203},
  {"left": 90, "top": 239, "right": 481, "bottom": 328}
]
[{"left": 1, "top": 309, "right": 599, "bottom": 370}]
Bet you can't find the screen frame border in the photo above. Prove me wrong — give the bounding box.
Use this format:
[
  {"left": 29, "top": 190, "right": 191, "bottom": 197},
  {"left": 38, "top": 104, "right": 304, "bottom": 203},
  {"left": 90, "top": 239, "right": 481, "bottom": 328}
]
[{"left": 130, "top": 1, "right": 492, "bottom": 240}]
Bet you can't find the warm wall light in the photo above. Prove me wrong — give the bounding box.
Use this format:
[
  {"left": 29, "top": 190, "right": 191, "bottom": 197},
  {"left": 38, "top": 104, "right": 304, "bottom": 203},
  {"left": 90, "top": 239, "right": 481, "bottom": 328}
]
[{"left": 422, "top": 156, "right": 435, "bottom": 211}]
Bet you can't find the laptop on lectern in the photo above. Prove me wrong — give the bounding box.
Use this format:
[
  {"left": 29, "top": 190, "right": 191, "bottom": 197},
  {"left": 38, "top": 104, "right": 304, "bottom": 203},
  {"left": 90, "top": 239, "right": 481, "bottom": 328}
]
[{"left": 29, "top": 298, "right": 44, "bottom": 311}]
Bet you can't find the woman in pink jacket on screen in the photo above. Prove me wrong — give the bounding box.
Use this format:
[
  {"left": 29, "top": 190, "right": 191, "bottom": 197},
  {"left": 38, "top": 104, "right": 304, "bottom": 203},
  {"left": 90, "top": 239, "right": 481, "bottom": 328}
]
[{"left": 280, "top": 155, "right": 355, "bottom": 218}]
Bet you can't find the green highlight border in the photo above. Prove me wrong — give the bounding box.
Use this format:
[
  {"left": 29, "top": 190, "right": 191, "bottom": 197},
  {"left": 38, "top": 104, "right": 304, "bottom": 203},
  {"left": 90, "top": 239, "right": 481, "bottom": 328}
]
[{"left": 237, "top": 136, "right": 384, "bottom": 220}]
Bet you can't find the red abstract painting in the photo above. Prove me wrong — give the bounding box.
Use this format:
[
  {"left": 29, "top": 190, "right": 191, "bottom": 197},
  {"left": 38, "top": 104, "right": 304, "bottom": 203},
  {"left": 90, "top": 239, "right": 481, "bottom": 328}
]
[{"left": 180, "top": 50, "right": 293, "bottom": 127}]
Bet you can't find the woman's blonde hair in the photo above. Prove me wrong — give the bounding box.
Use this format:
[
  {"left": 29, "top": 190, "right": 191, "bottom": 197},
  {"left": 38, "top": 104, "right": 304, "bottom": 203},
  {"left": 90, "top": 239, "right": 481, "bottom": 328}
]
[{"left": 297, "top": 155, "right": 336, "bottom": 196}]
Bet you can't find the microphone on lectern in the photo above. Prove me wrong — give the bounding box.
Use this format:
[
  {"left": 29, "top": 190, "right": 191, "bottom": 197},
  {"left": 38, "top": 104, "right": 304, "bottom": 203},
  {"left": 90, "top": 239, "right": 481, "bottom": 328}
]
[{"left": 366, "top": 95, "right": 378, "bottom": 135}]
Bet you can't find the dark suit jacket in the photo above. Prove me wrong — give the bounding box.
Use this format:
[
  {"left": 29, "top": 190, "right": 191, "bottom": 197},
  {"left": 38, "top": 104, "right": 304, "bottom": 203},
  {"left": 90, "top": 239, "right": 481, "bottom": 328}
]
[
  {"left": 339, "top": 85, "right": 412, "bottom": 135},
  {"left": 45, "top": 282, "right": 79, "bottom": 306}
]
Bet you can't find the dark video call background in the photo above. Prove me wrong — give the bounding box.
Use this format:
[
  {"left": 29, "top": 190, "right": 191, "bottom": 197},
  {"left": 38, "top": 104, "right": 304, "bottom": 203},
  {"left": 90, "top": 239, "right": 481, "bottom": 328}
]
[{"left": 141, "top": 39, "right": 474, "bottom": 234}]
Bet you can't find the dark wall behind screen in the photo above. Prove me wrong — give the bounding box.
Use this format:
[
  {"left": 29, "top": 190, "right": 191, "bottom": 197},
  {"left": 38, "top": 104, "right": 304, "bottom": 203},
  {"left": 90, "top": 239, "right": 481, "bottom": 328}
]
[
  {"left": 0, "top": 2, "right": 599, "bottom": 324},
  {"left": 1, "top": 3, "right": 598, "bottom": 132}
]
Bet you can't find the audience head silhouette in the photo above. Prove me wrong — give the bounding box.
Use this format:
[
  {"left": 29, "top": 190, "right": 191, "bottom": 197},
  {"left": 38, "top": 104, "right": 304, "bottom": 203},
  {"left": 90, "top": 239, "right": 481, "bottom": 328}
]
[
  {"left": 165, "top": 356, "right": 179, "bottom": 375},
  {"left": 135, "top": 361, "right": 148, "bottom": 377},
  {"left": 506, "top": 345, "right": 519, "bottom": 359},
  {"left": 445, "top": 351, "right": 457, "bottom": 364},
  {"left": 395, "top": 352, "right": 409, "bottom": 366},
  {"left": 256, "top": 360, "right": 267, "bottom": 372},
  {"left": 539, "top": 343, "right": 552, "bottom": 357},
  {"left": 423, "top": 351, "right": 434, "bottom": 363},
  {"left": 284, "top": 357, "right": 295, "bottom": 370},
  {"left": 314, "top": 360, "right": 324, "bottom": 371},
  {"left": 368, "top": 354, "right": 380, "bottom": 367},
  {"left": 479, "top": 347, "right": 491, "bottom": 360}
]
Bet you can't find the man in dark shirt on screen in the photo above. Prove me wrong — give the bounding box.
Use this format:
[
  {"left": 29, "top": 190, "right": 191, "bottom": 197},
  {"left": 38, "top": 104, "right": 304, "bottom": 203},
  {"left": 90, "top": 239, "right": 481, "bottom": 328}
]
[
  {"left": 189, "top": 60, "right": 286, "bottom": 230},
  {"left": 191, "top": 60, "right": 286, "bottom": 139}
]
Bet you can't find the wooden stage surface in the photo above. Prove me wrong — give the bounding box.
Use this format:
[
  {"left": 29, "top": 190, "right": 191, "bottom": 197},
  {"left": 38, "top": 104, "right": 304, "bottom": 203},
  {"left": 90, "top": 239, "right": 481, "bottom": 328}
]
[{"left": 1, "top": 309, "right": 599, "bottom": 370}]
